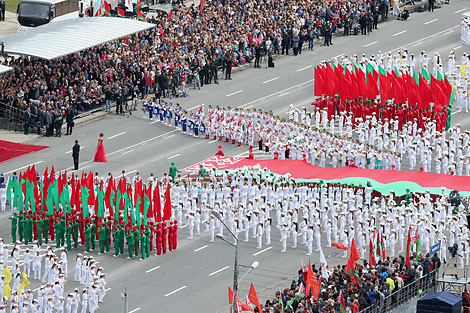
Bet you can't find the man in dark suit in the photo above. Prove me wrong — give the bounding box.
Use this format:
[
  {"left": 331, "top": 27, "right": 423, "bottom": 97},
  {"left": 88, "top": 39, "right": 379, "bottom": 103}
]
[
  {"left": 65, "top": 107, "right": 74, "bottom": 135},
  {"left": 0, "top": 0, "right": 5, "bottom": 22},
  {"left": 24, "top": 107, "right": 31, "bottom": 135},
  {"left": 428, "top": 0, "right": 435, "bottom": 12},
  {"left": 72, "top": 140, "right": 80, "bottom": 170}
]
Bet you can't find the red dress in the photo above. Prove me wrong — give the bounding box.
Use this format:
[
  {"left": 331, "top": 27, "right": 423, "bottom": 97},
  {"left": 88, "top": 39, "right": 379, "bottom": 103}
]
[{"left": 93, "top": 138, "right": 107, "bottom": 162}]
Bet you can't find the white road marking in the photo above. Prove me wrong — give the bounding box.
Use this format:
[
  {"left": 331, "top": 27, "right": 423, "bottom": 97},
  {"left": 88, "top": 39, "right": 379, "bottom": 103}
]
[
  {"left": 164, "top": 286, "right": 187, "bottom": 297},
  {"left": 209, "top": 266, "right": 229, "bottom": 276},
  {"left": 145, "top": 266, "right": 161, "bottom": 273},
  {"left": 263, "top": 77, "right": 279, "bottom": 84},
  {"left": 167, "top": 154, "right": 180, "bottom": 160},
  {"left": 226, "top": 90, "right": 243, "bottom": 97},
  {"left": 65, "top": 146, "right": 85, "bottom": 154},
  {"left": 424, "top": 19, "right": 438, "bottom": 25},
  {"left": 452, "top": 111, "right": 460, "bottom": 115},
  {"left": 333, "top": 53, "right": 344, "bottom": 59},
  {"left": 194, "top": 245, "right": 208, "bottom": 252},
  {"left": 297, "top": 65, "right": 312, "bottom": 72},
  {"left": 5, "top": 161, "right": 43, "bottom": 175},
  {"left": 253, "top": 246, "right": 272, "bottom": 256},
  {"left": 454, "top": 45, "right": 463, "bottom": 50},
  {"left": 122, "top": 150, "right": 134, "bottom": 155},
  {"left": 129, "top": 308, "right": 141, "bottom": 313},
  {"left": 208, "top": 139, "right": 218, "bottom": 144},
  {"left": 363, "top": 41, "right": 378, "bottom": 48},
  {"left": 33, "top": 287, "right": 41, "bottom": 292},
  {"left": 393, "top": 30, "right": 407, "bottom": 36},
  {"left": 413, "top": 42, "right": 422, "bottom": 47},
  {"left": 127, "top": 169, "right": 137, "bottom": 175},
  {"left": 455, "top": 8, "right": 466, "bottom": 13},
  {"left": 240, "top": 79, "right": 312, "bottom": 108},
  {"left": 105, "top": 288, "right": 112, "bottom": 291},
  {"left": 150, "top": 120, "right": 160, "bottom": 124},
  {"left": 106, "top": 129, "right": 178, "bottom": 157},
  {"left": 389, "top": 25, "right": 459, "bottom": 53},
  {"left": 188, "top": 104, "right": 204, "bottom": 110},
  {"left": 107, "top": 132, "right": 126, "bottom": 140},
  {"left": 164, "top": 134, "right": 175, "bottom": 139}
]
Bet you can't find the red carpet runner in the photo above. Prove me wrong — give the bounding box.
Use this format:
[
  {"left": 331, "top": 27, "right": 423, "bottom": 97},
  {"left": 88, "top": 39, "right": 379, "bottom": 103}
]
[{"left": 0, "top": 140, "right": 48, "bottom": 163}]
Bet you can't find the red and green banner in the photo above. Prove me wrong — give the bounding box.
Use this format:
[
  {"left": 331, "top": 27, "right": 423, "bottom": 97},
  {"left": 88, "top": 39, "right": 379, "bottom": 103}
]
[{"left": 117, "top": 7, "right": 125, "bottom": 17}]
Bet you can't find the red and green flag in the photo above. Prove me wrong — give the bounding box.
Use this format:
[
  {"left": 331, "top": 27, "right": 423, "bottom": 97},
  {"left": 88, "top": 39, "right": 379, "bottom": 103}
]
[
  {"left": 117, "top": 7, "right": 125, "bottom": 17},
  {"left": 339, "top": 290, "right": 347, "bottom": 313},
  {"left": 404, "top": 226, "right": 412, "bottom": 266}
]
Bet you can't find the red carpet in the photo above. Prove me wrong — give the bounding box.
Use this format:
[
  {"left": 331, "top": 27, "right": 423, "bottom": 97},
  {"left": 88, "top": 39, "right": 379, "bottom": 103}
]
[{"left": 0, "top": 140, "right": 48, "bottom": 163}]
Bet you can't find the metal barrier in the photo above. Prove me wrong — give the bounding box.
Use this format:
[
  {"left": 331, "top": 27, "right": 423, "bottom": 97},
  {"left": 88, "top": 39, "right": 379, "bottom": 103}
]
[
  {"left": 0, "top": 102, "right": 25, "bottom": 132},
  {"left": 359, "top": 269, "right": 439, "bottom": 313}
]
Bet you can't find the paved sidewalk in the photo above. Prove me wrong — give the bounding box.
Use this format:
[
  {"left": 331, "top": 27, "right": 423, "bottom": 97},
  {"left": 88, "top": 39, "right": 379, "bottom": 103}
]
[{"left": 0, "top": 11, "right": 18, "bottom": 38}]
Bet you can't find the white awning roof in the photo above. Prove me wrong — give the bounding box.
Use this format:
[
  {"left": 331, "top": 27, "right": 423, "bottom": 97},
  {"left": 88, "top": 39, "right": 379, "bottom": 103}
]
[
  {"left": 2, "top": 17, "right": 155, "bottom": 60},
  {"left": 0, "top": 65, "right": 13, "bottom": 74}
]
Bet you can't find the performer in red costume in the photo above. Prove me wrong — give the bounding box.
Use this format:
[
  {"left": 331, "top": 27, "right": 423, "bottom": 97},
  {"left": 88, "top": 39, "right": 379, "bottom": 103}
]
[
  {"left": 93, "top": 133, "right": 108, "bottom": 162},
  {"left": 161, "top": 222, "right": 168, "bottom": 254},
  {"left": 172, "top": 220, "right": 178, "bottom": 250},
  {"left": 156, "top": 223, "right": 162, "bottom": 255},
  {"left": 215, "top": 145, "right": 224, "bottom": 156}
]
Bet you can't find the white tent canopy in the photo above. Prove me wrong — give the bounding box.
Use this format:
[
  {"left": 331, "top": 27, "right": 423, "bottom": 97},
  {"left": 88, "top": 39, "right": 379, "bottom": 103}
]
[
  {"left": 1, "top": 17, "right": 155, "bottom": 60},
  {"left": 0, "top": 65, "right": 13, "bottom": 74}
]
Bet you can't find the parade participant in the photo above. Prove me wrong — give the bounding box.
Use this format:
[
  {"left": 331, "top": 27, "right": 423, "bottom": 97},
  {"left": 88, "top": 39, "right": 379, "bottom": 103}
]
[
  {"left": 215, "top": 146, "right": 225, "bottom": 156},
  {"left": 168, "top": 163, "right": 180, "bottom": 182},
  {"left": 93, "top": 133, "right": 107, "bottom": 163}
]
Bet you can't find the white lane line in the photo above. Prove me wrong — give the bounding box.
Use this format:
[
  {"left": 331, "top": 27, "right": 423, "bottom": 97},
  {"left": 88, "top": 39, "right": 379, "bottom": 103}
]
[
  {"left": 454, "top": 45, "right": 463, "bottom": 50},
  {"left": 105, "top": 288, "right": 112, "bottom": 291},
  {"left": 297, "top": 65, "right": 312, "bottom": 72},
  {"left": 393, "top": 30, "right": 407, "bottom": 36},
  {"left": 333, "top": 53, "right": 344, "bottom": 59},
  {"left": 452, "top": 111, "right": 460, "bottom": 115},
  {"left": 253, "top": 246, "right": 272, "bottom": 256},
  {"left": 127, "top": 169, "right": 137, "bottom": 175},
  {"left": 150, "top": 120, "right": 160, "bottom": 124},
  {"left": 455, "top": 8, "right": 466, "bottom": 13},
  {"left": 167, "top": 153, "right": 180, "bottom": 160},
  {"left": 208, "top": 139, "right": 218, "bottom": 144},
  {"left": 106, "top": 129, "right": 178, "bottom": 157},
  {"left": 164, "top": 134, "right": 175, "bottom": 139},
  {"left": 263, "top": 77, "right": 279, "bottom": 84},
  {"left": 107, "top": 132, "right": 126, "bottom": 140},
  {"left": 194, "top": 245, "right": 208, "bottom": 252},
  {"left": 122, "top": 149, "right": 134, "bottom": 155},
  {"left": 129, "top": 308, "right": 141, "bottom": 313},
  {"left": 65, "top": 146, "right": 85, "bottom": 154},
  {"left": 389, "top": 25, "right": 459, "bottom": 53},
  {"left": 145, "top": 266, "right": 161, "bottom": 273},
  {"left": 164, "top": 286, "right": 187, "bottom": 297},
  {"left": 33, "top": 287, "right": 41, "bottom": 292},
  {"left": 413, "top": 42, "right": 422, "bottom": 47},
  {"left": 209, "top": 266, "right": 229, "bottom": 276},
  {"left": 5, "top": 161, "right": 43, "bottom": 175},
  {"left": 363, "top": 41, "right": 378, "bottom": 48},
  {"left": 240, "top": 79, "right": 312, "bottom": 108},
  {"left": 424, "top": 19, "right": 438, "bottom": 25},
  {"left": 226, "top": 90, "right": 243, "bottom": 97}
]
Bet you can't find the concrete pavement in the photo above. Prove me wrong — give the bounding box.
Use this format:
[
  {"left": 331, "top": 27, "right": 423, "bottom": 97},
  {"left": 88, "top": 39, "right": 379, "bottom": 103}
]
[{"left": 0, "top": 1, "right": 470, "bottom": 312}]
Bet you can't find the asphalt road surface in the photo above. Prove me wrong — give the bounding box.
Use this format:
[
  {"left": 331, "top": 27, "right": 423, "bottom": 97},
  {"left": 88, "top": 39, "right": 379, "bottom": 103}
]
[{"left": 1, "top": 1, "right": 470, "bottom": 312}]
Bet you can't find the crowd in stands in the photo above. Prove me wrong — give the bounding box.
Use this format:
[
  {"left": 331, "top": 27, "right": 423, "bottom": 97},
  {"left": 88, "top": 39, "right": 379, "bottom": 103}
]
[
  {"left": 263, "top": 253, "right": 440, "bottom": 313},
  {"left": 0, "top": 0, "right": 408, "bottom": 124}
]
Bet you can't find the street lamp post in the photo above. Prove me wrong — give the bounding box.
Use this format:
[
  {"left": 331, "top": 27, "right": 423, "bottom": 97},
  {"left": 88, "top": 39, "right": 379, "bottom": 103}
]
[{"left": 212, "top": 210, "right": 259, "bottom": 313}]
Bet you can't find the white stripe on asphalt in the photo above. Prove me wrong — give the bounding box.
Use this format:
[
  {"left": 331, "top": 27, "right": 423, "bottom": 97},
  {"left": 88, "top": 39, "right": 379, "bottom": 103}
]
[
  {"left": 388, "top": 25, "right": 459, "bottom": 53},
  {"left": 106, "top": 130, "right": 178, "bottom": 157},
  {"left": 127, "top": 170, "right": 137, "bottom": 175},
  {"left": 253, "top": 246, "right": 272, "bottom": 256},
  {"left": 209, "top": 266, "right": 229, "bottom": 276},
  {"left": 129, "top": 308, "right": 141, "bottom": 313},
  {"left": 5, "top": 161, "right": 43, "bottom": 175},
  {"left": 164, "top": 286, "right": 187, "bottom": 297},
  {"left": 150, "top": 120, "right": 159, "bottom": 124},
  {"left": 297, "top": 65, "right": 312, "bottom": 72},
  {"left": 167, "top": 154, "right": 180, "bottom": 160},
  {"left": 65, "top": 146, "right": 85, "bottom": 154},
  {"left": 240, "top": 79, "right": 312, "bottom": 108},
  {"left": 194, "top": 245, "right": 208, "bottom": 252},
  {"left": 188, "top": 104, "right": 204, "bottom": 110},
  {"left": 424, "top": 19, "right": 438, "bottom": 25},
  {"left": 122, "top": 149, "right": 134, "bottom": 155},
  {"left": 145, "top": 266, "right": 160, "bottom": 273},
  {"left": 455, "top": 8, "right": 466, "bottom": 13},
  {"left": 33, "top": 287, "right": 41, "bottom": 292},
  {"left": 164, "top": 134, "right": 175, "bottom": 139},
  {"left": 363, "top": 41, "right": 378, "bottom": 48},
  {"left": 226, "top": 90, "right": 243, "bottom": 97},
  {"left": 105, "top": 288, "right": 112, "bottom": 291},
  {"left": 107, "top": 132, "right": 126, "bottom": 140},
  {"left": 454, "top": 46, "right": 463, "bottom": 50},
  {"left": 393, "top": 30, "right": 407, "bottom": 36},
  {"left": 263, "top": 77, "right": 279, "bottom": 84},
  {"left": 208, "top": 139, "right": 218, "bottom": 144}
]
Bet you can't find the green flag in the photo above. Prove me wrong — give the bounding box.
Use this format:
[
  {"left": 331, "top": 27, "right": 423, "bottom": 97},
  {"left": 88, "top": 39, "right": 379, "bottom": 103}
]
[
  {"left": 17, "top": 178, "right": 25, "bottom": 212},
  {"left": 6, "top": 177, "right": 17, "bottom": 209},
  {"left": 110, "top": 189, "right": 116, "bottom": 220},
  {"left": 135, "top": 196, "right": 141, "bottom": 226},
  {"left": 25, "top": 180, "right": 35, "bottom": 212},
  {"left": 96, "top": 186, "right": 105, "bottom": 218},
  {"left": 60, "top": 183, "right": 71, "bottom": 215},
  {"left": 378, "top": 66, "right": 387, "bottom": 76},
  {"left": 46, "top": 180, "right": 59, "bottom": 215},
  {"left": 143, "top": 192, "right": 150, "bottom": 226},
  {"left": 81, "top": 186, "right": 90, "bottom": 218},
  {"left": 421, "top": 67, "right": 430, "bottom": 81},
  {"left": 114, "top": 189, "right": 120, "bottom": 221}
]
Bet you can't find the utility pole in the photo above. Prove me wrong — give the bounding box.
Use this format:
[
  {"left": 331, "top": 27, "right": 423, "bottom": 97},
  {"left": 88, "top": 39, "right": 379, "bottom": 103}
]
[{"left": 123, "top": 286, "right": 128, "bottom": 313}]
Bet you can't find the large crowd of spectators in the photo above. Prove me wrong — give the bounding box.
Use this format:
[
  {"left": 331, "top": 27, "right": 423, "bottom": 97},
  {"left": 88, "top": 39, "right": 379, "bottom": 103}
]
[
  {"left": 0, "top": 0, "right": 409, "bottom": 130},
  {"left": 262, "top": 252, "right": 440, "bottom": 313}
]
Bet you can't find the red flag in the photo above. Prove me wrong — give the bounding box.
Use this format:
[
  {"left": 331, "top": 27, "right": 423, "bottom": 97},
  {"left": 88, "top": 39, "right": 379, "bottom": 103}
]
[
  {"left": 70, "top": 173, "right": 76, "bottom": 209},
  {"left": 314, "top": 66, "right": 325, "bottom": 96},
  {"left": 86, "top": 172, "right": 94, "bottom": 206},
  {"left": 104, "top": 176, "right": 112, "bottom": 210},
  {"left": 200, "top": 0, "right": 203, "bottom": 13},
  {"left": 345, "top": 238, "right": 359, "bottom": 274},
  {"left": 228, "top": 286, "right": 233, "bottom": 305},
  {"left": 163, "top": 184, "right": 171, "bottom": 220},
  {"left": 381, "top": 234, "right": 386, "bottom": 259},
  {"left": 369, "top": 239, "right": 376, "bottom": 267},
  {"left": 248, "top": 284, "right": 262, "bottom": 313},
  {"left": 153, "top": 184, "right": 162, "bottom": 222},
  {"left": 331, "top": 242, "right": 348, "bottom": 251},
  {"left": 145, "top": 186, "right": 153, "bottom": 219},
  {"left": 50, "top": 166, "right": 55, "bottom": 182},
  {"left": 117, "top": 7, "right": 125, "bottom": 17},
  {"left": 404, "top": 226, "right": 412, "bottom": 266}
]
